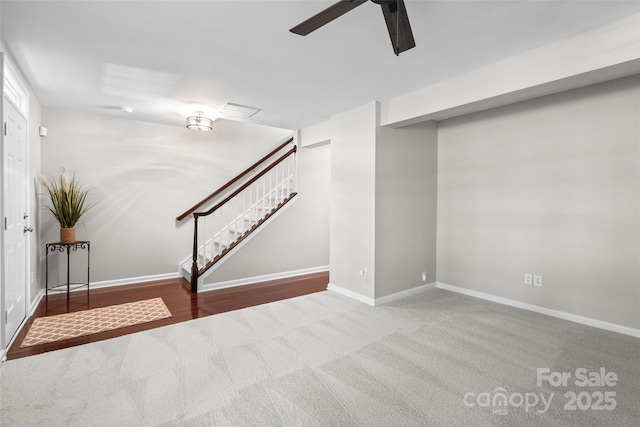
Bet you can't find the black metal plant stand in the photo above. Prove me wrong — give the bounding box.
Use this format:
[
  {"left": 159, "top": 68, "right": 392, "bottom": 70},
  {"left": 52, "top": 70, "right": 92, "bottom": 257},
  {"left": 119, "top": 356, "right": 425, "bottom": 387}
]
[{"left": 45, "top": 241, "right": 90, "bottom": 300}]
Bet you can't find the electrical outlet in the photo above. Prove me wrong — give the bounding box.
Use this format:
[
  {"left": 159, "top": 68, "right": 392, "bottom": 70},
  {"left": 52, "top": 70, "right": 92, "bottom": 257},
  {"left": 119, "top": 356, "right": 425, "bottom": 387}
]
[
  {"left": 422, "top": 271, "right": 428, "bottom": 282},
  {"left": 524, "top": 273, "right": 533, "bottom": 286},
  {"left": 534, "top": 275, "right": 543, "bottom": 287},
  {"left": 359, "top": 268, "right": 367, "bottom": 279}
]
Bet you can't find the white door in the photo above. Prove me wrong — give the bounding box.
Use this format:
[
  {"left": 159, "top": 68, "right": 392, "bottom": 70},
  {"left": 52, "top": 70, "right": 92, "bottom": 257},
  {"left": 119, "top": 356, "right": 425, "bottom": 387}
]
[{"left": 3, "top": 97, "right": 28, "bottom": 344}]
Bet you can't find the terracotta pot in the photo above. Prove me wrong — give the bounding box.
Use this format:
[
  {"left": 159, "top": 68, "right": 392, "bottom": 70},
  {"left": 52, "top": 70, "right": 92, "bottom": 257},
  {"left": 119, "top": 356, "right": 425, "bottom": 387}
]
[{"left": 60, "top": 227, "right": 76, "bottom": 243}]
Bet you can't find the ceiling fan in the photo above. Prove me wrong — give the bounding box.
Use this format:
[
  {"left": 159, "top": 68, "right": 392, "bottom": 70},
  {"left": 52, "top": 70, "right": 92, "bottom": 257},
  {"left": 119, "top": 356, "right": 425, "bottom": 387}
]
[{"left": 290, "top": 0, "right": 416, "bottom": 56}]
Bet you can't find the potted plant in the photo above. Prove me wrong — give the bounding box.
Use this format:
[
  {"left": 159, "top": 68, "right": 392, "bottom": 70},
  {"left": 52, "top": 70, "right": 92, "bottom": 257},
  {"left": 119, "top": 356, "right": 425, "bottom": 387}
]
[{"left": 41, "top": 167, "right": 98, "bottom": 243}]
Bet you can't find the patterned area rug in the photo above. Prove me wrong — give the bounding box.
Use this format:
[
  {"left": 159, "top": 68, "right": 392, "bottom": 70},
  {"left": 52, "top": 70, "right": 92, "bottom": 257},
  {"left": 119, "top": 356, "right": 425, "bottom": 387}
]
[{"left": 20, "top": 298, "right": 172, "bottom": 348}]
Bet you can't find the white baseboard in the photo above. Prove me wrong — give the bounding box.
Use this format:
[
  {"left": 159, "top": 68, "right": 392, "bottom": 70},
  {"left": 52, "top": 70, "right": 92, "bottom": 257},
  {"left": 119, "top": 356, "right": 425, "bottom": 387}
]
[
  {"left": 2, "top": 289, "right": 45, "bottom": 360},
  {"left": 327, "top": 282, "right": 437, "bottom": 307},
  {"left": 327, "top": 283, "right": 375, "bottom": 306},
  {"left": 19, "top": 273, "right": 178, "bottom": 309},
  {"left": 200, "top": 265, "right": 329, "bottom": 293},
  {"left": 375, "top": 282, "right": 437, "bottom": 305},
  {"left": 47, "top": 272, "right": 180, "bottom": 294},
  {"left": 29, "top": 289, "right": 45, "bottom": 317},
  {"left": 436, "top": 282, "right": 640, "bottom": 339},
  {"left": 90, "top": 272, "right": 180, "bottom": 290},
  {"left": 4, "top": 312, "right": 33, "bottom": 359}
]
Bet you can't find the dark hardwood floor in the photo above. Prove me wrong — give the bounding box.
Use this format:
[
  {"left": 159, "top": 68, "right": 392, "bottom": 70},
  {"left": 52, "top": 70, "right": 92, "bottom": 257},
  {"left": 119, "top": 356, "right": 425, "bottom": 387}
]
[{"left": 6, "top": 271, "right": 329, "bottom": 360}]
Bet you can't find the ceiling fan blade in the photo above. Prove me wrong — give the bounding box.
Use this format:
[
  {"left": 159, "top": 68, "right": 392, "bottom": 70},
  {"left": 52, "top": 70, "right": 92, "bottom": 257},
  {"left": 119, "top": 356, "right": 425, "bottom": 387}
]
[
  {"left": 290, "top": 0, "right": 368, "bottom": 36},
  {"left": 380, "top": 0, "right": 416, "bottom": 55}
]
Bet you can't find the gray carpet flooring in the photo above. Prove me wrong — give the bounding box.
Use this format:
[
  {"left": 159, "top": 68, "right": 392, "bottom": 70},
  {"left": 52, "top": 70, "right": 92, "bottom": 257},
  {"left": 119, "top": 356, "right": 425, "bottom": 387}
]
[{"left": 0, "top": 288, "right": 638, "bottom": 426}]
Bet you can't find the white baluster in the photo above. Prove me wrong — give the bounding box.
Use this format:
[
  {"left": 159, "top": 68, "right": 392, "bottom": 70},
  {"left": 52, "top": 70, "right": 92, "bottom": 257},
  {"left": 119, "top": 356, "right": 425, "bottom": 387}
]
[
  {"left": 241, "top": 189, "right": 246, "bottom": 235},
  {"left": 227, "top": 201, "right": 232, "bottom": 248},
  {"left": 220, "top": 204, "right": 226, "bottom": 251},
  {"left": 203, "top": 213, "right": 208, "bottom": 265},
  {"left": 280, "top": 159, "right": 285, "bottom": 201},
  {"left": 262, "top": 173, "right": 267, "bottom": 219},
  {"left": 279, "top": 164, "right": 283, "bottom": 203},
  {"left": 266, "top": 169, "right": 270, "bottom": 212},
  {"left": 252, "top": 182, "right": 257, "bottom": 223},
  {"left": 274, "top": 167, "right": 279, "bottom": 206},
  {"left": 285, "top": 156, "right": 290, "bottom": 198},
  {"left": 282, "top": 159, "right": 290, "bottom": 199},
  {"left": 207, "top": 213, "right": 212, "bottom": 261},
  {"left": 293, "top": 151, "right": 298, "bottom": 194},
  {"left": 235, "top": 193, "right": 241, "bottom": 238},
  {"left": 200, "top": 214, "right": 206, "bottom": 267},
  {"left": 230, "top": 196, "right": 237, "bottom": 243},
  {"left": 228, "top": 200, "right": 234, "bottom": 246},
  {"left": 210, "top": 213, "right": 215, "bottom": 261},
  {"left": 230, "top": 196, "right": 236, "bottom": 243},
  {"left": 214, "top": 212, "right": 221, "bottom": 258},
  {"left": 267, "top": 171, "right": 272, "bottom": 212},
  {"left": 247, "top": 188, "right": 252, "bottom": 226},
  {"left": 289, "top": 155, "right": 293, "bottom": 196},
  {"left": 196, "top": 215, "right": 201, "bottom": 267},
  {"left": 292, "top": 154, "right": 296, "bottom": 194},
  {"left": 253, "top": 179, "right": 258, "bottom": 222},
  {"left": 272, "top": 169, "right": 276, "bottom": 207}
]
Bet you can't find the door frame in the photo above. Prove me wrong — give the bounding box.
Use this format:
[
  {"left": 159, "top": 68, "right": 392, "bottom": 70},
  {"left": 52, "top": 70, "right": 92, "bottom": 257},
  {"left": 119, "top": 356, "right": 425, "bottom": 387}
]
[{"left": 1, "top": 53, "right": 31, "bottom": 354}]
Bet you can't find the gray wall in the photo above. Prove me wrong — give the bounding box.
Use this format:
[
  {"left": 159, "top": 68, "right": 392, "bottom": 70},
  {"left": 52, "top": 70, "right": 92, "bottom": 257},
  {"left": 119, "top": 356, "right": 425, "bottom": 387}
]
[
  {"left": 329, "top": 102, "right": 439, "bottom": 302},
  {"left": 330, "top": 102, "right": 377, "bottom": 299},
  {"left": 27, "top": 72, "right": 41, "bottom": 305},
  {"left": 437, "top": 75, "right": 640, "bottom": 329},
  {"left": 40, "top": 108, "right": 328, "bottom": 285},
  {"left": 375, "top": 121, "right": 438, "bottom": 298}
]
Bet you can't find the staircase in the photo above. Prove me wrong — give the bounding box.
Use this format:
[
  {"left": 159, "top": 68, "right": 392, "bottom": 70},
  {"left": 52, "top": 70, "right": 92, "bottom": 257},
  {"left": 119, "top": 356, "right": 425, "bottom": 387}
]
[{"left": 177, "top": 138, "right": 298, "bottom": 292}]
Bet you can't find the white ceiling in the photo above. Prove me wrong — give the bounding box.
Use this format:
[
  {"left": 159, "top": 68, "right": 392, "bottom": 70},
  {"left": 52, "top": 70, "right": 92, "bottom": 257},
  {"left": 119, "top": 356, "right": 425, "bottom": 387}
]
[{"left": 2, "top": 1, "right": 639, "bottom": 130}]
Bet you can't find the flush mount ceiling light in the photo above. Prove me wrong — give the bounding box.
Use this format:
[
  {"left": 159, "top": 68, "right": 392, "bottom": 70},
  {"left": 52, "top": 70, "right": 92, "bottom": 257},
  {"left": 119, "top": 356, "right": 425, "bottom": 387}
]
[{"left": 186, "top": 111, "right": 213, "bottom": 131}]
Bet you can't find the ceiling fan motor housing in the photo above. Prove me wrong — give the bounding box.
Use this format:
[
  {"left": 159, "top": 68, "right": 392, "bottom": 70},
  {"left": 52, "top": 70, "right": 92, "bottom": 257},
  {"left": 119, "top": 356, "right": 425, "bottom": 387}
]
[{"left": 373, "top": 0, "right": 399, "bottom": 13}]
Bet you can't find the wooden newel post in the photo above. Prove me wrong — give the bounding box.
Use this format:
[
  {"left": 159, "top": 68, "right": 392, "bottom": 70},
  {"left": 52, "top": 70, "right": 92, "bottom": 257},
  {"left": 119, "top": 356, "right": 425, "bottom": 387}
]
[{"left": 191, "top": 214, "right": 199, "bottom": 293}]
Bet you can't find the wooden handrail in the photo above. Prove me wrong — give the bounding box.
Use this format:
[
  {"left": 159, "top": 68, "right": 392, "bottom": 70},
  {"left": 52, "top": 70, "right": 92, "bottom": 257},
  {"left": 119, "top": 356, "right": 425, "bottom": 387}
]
[
  {"left": 176, "top": 137, "right": 294, "bottom": 221},
  {"left": 195, "top": 146, "right": 297, "bottom": 218}
]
